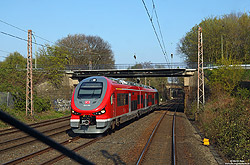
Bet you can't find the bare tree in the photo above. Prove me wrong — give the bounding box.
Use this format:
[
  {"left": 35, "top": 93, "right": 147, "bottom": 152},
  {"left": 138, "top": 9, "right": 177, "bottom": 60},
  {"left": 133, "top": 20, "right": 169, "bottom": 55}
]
[{"left": 56, "top": 34, "right": 115, "bottom": 69}]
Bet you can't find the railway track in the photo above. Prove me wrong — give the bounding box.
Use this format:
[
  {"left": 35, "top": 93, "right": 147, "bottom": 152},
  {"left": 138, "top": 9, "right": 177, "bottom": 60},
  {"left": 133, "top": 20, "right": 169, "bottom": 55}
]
[
  {"left": 0, "top": 124, "right": 70, "bottom": 153},
  {"left": 0, "top": 115, "right": 70, "bottom": 136},
  {"left": 0, "top": 116, "right": 71, "bottom": 153},
  {"left": 41, "top": 136, "right": 104, "bottom": 165},
  {"left": 0, "top": 111, "right": 107, "bottom": 164},
  {"left": 0, "top": 115, "right": 75, "bottom": 164},
  {"left": 136, "top": 99, "right": 181, "bottom": 165},
  {"left": 3, "top": 136, "right": 80, "bottom": 164},
  {"left": 3, "top": 133, "right": 106, "bottom": 164},
  {"left": 1, "top": 100, "right": 184, "bottom": 164}
]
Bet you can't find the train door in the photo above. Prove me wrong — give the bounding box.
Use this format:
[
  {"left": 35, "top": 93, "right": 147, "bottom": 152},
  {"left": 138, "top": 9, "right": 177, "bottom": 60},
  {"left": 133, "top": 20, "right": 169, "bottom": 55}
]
[
  {"left": 111, "top": 93, "right": 116, "bottom": 117},
  {"left": 139, "top": 91, "right": 142, "bottom": 109},
  {"left": 145, "top": 93, "right": 147, "bottom": 108},
  {"left": 129, "top": 93, "right": 131, "bottom": 113},
  {"left": 154, "top": 93, "right": 156, "bottom": 105}
]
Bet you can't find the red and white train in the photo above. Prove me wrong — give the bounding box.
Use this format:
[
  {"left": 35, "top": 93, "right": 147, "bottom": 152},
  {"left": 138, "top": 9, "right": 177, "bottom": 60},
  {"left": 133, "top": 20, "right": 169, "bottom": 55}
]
[{"left": 70, "top": 76, "right": 159, "bottom": 134}]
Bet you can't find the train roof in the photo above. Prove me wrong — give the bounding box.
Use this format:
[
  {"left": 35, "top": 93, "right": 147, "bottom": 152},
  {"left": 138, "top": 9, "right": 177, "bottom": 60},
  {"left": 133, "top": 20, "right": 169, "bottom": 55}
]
[{"left": 108, "top": 77, "right": 156, "bottom": 90}]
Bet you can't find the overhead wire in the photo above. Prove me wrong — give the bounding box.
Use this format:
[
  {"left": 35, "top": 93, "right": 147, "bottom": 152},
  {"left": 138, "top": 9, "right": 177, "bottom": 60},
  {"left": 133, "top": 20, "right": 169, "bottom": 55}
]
[
  {"left": 0, "top": 49, "right": 12, "bottom": 54},
  {"left": 0, "top": 49, "right": 11, "bottom": 58},
  {"left": 0, "top": 31, "right": 102, "bottom": 58},
  {"left": 0, "top": 31, "right": 29, "bottom": 43},
  {"left": 151, "top": 0, "right": 167, "bottom": 56},
  {"left": 0, "top": 49, "right": 11, "bottom": 59},
  {"left": 0, "top": 19, "right": 54, "bottom": 44},
  {"left": 1, "top": 10, "right": 169, "bottom": 62},
  {"left": 0, "top": 19, "right": 27, "bottom": 33},
  {"left": 141, "top": 0, "right": 169, "bottom": 64},
  {"left": 0, "top": 19, "right": 100, "bottom": 55}
]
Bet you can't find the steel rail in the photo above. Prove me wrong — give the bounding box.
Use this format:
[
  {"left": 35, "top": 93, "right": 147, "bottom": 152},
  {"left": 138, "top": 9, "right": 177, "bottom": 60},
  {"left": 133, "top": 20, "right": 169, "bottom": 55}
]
[
  {"left": 172, "top": 99, "right": 181, "bottom": 165},
  {"left": 0, "top": 125, "right": 70, "bottom": 153},
  {"left": 0, "top": 123, "right": 69, "bottom": 146},
  {"left": 0, "top": 110, "right": 93, "bottom": 165},
  {"left": 136, "top": 111, "right": 167, "bottom": 165},
  {"left": 0, "top": 122, "right": 69, "bottom": 144},
  {"left": 136, "top": 100, "right": 180, "bottom": 165},
  {"left": 172, "top": 110, "right": 176, "bottom": 165},
  {"left": 41, "top": 136, "right": 105, "bottom": 165},
  {"left": 0, "top": 116, "right": 70, "bottom": 136},
  {"left": 3, "top": 136, "right": 81, "bottom": 165}
]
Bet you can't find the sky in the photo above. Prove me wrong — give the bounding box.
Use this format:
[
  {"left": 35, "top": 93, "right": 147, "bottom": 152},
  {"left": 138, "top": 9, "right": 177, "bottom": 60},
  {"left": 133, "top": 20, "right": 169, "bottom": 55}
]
[{"left": 0, "top": 0, "right": 249, "bottom": 65}]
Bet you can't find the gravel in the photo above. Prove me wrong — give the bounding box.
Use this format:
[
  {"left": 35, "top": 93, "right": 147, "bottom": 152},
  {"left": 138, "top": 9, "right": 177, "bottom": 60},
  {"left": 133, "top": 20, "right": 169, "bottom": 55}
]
[
  {"left": 54, "top": 111, "right": 163, "bottom": 165},
  {"left": 1, "top": 110, "right": 219, "bottom": 165},
  {"left": 175, "top": 112, "right": 218, "bottom": 165}
]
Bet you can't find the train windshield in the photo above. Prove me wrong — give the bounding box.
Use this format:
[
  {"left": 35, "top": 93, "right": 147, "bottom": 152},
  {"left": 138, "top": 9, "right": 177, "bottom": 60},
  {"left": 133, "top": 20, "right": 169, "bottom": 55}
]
[{"left": 78, "top": 82, "right": 103, "bottom": 99}]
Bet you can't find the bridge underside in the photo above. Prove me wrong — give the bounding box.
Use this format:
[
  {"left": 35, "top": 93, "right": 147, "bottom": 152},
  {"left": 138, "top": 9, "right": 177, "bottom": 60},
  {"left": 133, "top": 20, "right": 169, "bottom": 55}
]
[
  {"left": 67, "top": 68, "right": 196, "bottom": 80},
  {"left": 65, "top": 68, "right": 197, "bottom": 112}
]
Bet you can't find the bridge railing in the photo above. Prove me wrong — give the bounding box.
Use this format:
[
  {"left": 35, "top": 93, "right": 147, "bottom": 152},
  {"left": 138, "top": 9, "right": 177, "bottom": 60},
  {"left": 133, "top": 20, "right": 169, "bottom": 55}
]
[
  {"left": 13, "top": 63, "right": 250, "bottom": 70},
  {"left": 64, "top": 63, "right": 199, "bottom": 70}
]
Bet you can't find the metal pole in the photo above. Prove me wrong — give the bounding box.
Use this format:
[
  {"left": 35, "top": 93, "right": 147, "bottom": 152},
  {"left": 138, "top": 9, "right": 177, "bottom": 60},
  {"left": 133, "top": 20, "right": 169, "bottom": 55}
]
[
  {"left": 197, "top": 27, "right": 205, "bottom": 114},
  {"left": 26, "top": 30, "right": 33, "bottom": 116}
]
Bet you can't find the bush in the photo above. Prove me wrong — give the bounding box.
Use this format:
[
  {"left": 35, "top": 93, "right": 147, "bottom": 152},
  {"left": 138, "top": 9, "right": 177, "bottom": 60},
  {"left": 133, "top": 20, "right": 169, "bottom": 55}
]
[
  {"left": 236, "top": 87, "right": 250, "bottom": 100},
  {"left": 208, "top": 60, "right": 244, "bottom": 95},
  {"left": 12, "top": 90, "right": 26, "bottom": 112},
  {"left": 198, "top": 60, "right": 250, "bottom": 161},
  {"left": 199, "top": 96, "right": 250, "bottom": 161},
  {"left": 34, "top": 96, "right": 51, "bottom": 113}
]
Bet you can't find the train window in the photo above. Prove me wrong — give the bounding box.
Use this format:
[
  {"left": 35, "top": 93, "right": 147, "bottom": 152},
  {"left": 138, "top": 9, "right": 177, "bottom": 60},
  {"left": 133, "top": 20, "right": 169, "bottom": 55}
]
[
  {"left": 131, "top": 100, "right": 137, "bottom": 111},
  {"left": 78, "top": 82, "right": 103, "bottom": 99},
  {"left": 111, "top": 94, "right": 113, "bottom": 105},
  {"left": 117, "top": 93, "right": 128, "bottom": 106},
  {"left": 81, "top": 82, "right": 102, "bottom": 88},
  {"left": 117, "top": 94, "right": 120, "bottom": 106},
  {"left": 148, "top": 95, "right": 152, "bottom": 106},
  {"left": 125, "top": 94, "right": 128, "bottom": 105}
]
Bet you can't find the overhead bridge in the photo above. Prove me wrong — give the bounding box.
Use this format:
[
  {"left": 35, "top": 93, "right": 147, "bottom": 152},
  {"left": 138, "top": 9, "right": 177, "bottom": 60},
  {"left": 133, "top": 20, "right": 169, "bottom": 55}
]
[
  {"left": 66, "top": 68, "right": 196, "bottom": 80},
  {"left": 64, "top": 66, "right": 197, "bottom": 112}
]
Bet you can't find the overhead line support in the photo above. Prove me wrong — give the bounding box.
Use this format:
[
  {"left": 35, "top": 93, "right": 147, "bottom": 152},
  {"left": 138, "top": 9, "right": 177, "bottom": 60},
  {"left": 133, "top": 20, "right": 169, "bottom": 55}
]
[
  {"left": 197, "top": 27, "right": 205, "bottom": 113},
  {"left": 26, "top": 30, "right": 33, "bottom": 116}
]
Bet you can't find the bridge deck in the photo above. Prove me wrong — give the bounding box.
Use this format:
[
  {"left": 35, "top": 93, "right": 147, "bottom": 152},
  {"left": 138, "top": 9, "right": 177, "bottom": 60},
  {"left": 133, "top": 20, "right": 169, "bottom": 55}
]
[{"left": 66, "top": 68, "right": 196, "bottom": 79}]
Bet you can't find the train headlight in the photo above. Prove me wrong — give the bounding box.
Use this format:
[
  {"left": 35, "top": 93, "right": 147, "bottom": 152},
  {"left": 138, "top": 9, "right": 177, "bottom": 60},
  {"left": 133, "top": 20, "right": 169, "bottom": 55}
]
[
  {"left": 92, "top": 108, "right": 106, "bottom": 115},
  {"left": 71, "top": 109, "right": 81, "bottom": 115}
]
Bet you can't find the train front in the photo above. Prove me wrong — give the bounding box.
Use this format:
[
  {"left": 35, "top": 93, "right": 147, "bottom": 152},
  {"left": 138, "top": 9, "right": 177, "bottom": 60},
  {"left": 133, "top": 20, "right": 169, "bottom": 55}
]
[{"left": 70, "top": 76, "right": 111, "bottom": 134}]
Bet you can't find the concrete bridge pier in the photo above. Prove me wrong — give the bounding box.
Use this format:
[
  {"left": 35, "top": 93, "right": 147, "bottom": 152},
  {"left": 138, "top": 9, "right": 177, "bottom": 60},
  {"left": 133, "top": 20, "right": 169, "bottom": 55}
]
[{"left": 183, "top": 72, "right": 197, "bottom": 113}]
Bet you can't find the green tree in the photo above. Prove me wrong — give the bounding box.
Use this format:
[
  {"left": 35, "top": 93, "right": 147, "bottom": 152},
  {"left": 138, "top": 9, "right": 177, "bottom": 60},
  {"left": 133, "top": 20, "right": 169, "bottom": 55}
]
[
  {"left": 0, "top": 51, "right": 26, "bottom": 69},
  {"left": 208, "top": 59, "right": 244, "bottom": 95},
  {"left": 37, "top": 45, "right": 69, "bottom": 87},
  {"left": 178, "top": 12, "right": 250, "bottom": 64},
  {"left": 0, "top": 51, "right": 52, "bottom": 112},
  {"left": 0, "top": 52, "right": 26, "bottom": 92},
  {"left": 0, "top": 52, "right": 29, "bottom": 111}
]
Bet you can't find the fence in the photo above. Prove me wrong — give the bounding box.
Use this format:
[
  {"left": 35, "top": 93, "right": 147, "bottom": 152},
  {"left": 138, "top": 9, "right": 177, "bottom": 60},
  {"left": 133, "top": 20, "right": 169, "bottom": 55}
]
[{"left": 0, "top": 92, "right": 14, "bottom": 108}]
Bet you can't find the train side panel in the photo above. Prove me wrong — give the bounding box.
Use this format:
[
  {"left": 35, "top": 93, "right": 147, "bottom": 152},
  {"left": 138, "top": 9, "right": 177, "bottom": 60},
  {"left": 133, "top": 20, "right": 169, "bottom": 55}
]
[{"left": 70, "top": 76, "right": 158, "bottom": 134}]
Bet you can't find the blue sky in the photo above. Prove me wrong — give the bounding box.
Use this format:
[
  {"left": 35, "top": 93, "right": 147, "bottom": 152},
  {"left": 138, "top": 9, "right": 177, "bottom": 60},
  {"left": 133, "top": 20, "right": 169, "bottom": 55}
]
[{"left": 0, "top": 0, "right": 249, "bottom": 64}]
